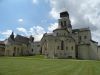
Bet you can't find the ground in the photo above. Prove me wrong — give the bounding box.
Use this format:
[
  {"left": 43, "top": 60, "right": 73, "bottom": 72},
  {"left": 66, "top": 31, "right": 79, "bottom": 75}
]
[{"left": 0, "top": 55, "right": 100, "bottom": 75}]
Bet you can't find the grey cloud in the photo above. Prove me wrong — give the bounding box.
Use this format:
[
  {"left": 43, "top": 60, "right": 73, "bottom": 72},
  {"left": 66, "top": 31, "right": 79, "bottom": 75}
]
[{"left": 49, "top": 0, "right": 100, "bottom": 44}]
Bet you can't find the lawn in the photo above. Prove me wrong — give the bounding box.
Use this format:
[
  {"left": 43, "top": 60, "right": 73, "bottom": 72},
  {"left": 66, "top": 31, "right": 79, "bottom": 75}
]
[{"left": 0, "top": 56, "right": 100, "bottom": 75}]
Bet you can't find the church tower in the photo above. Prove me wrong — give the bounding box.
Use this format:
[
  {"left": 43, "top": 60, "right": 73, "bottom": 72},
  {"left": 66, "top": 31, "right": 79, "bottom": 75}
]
[
  {"left": 58, "top": 11, "right": 72, "bottom": 33},
  {"left": 10, "top": 32, "right": 14, "bottom": 40}
]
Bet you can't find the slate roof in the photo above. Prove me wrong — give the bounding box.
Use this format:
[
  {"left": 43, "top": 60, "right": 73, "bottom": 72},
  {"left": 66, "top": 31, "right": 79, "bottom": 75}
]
[
  {"left": 14, "top": 35, "right": 29, "bottom": 44},
  {"left": 72, "top": 28, "right": 90, "bottom": 33},
  {"left": 0, "top": 41, "right": 5, "bottom": 45}
]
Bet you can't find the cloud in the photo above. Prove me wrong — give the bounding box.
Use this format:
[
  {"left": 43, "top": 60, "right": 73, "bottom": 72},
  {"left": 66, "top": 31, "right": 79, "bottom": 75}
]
[
  {"left": 49, "top": 0, "right": 100, "bottom": 29},
  {"left": 49, "top": 0, "right": 100, "bottom": 44},
  {"left": 33, "top": 0, "right": 38, "bottom": 4},
  {"left": 18, "top": 19, "right": 23, "bottom": 22},
  {"left": 1, "top": 30, "right": 12, "bottom": 38},
  {"left": 18, "top": 18, "right": 24, "bottom": 25},
  {"left": 48, "top": 22, "right": 58, "bottom": 32},
  {"left": 17, "top": 28, "right": 26, "bottom": 32},
  {"left": 45, "top": 0, "right": 49, "bottom": 3},
  {"left": 16, "top": 26, "right": 46, "bottom": 41},
  {"left": 29, "top": 26, "right": 46, "bottom": 41},
  {"left": 0, "top": 30, "right": 13, "bottom": 40},
  {"left": 16, "top": 23, "right": 59, "bottom": 41},
  {"left": 17, "top": 27, "right": 27, "bottom": 35},
  {"left": 0, "top": 26, "right": 46, "bottom": 41},
  {"left": 49, "top": 8, "right": 59, "bottom": 19}
]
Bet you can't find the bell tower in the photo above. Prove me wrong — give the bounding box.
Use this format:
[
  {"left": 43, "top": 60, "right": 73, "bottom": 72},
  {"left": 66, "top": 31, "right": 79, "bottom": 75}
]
[{"left": 58, "top": 11, "right": 72, "bottom": 33}]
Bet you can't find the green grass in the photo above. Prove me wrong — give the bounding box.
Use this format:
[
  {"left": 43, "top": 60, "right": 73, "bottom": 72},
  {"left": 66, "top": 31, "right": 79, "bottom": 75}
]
[{"left": 0, "top": 56, "right": 100, "bottom": 75}]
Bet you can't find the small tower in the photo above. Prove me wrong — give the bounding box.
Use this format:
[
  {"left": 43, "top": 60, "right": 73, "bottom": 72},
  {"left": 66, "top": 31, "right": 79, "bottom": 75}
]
[
  {"left": 58, "top": 11, "right": 72, "bottom": 33},
  {"left": 29, "top": 35, "right": 34, "bottom": 43},
  {"left": 10, "top": 32, "right": 14, "bottom": 40}
]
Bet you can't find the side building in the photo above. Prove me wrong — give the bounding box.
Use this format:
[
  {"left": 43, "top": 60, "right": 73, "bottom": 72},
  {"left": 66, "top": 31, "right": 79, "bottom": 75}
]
[
  {"left": 0, "top": 41, "right": 5, "bottom": 56},
  {"left": 4, "top": 32, "right": 34, "bottom": 56}
]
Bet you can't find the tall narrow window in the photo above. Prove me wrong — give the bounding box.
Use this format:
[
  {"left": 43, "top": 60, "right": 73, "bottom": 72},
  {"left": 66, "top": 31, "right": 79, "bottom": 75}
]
[
  {"left": 61, "top": 21, "right": 63, "bottom": 27},
  {"left": 61, "top": 41, "right": 64, "bottom": 50},
  {"left": 57, "top": 46, "right": 59, "bottom": 50},
  {"left": 66, "top": 46, "right": 68, "bottom": 50},
  {"left": 71, "top": 46, "right": 73, "bottom": 50},
  {"left": 57, "top": 33, "right": 58, "bottom": 36},
  {"left": 40, "top": 47, "right": 42, "bottom": 54},
  {"left": 45, "top": 47, "right": 47, "bottom": 51},
  {"left": 79, "top": 36, "right": 81, "bottom": 40},
  {"left": 84, "top": 36, "right": 87, "bottom": 39},
  {"left": 32, "top": 49, "right": 33, "bottom": 52},
  {"left": 13, "top": 47, "right": 16, "bottom": 56},
  {"left": 64, "top": 21, "right": 66, "bottom": 26},
  {"left": 64, "top": 33, "right": 65, "bottom": 36},
  {"left": 14, "top": 47, "right": 16, "bottom": 51}
]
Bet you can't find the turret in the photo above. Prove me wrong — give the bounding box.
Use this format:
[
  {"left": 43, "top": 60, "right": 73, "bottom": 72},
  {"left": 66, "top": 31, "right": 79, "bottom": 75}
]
[
  {"left": 29, "top": 35, "right": 34, "bottom": 43},
  {"left": 10, "top": 32, "right": 14, "bottom": 40}
]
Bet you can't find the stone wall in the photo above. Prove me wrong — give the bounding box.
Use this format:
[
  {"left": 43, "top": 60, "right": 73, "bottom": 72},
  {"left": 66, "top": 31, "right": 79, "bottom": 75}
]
[
  {"left": 89, "top": 41, "right": 98, "bottom": 60},
  {"left": 78, "top": 44, "right": 90, "bottom": 59}
]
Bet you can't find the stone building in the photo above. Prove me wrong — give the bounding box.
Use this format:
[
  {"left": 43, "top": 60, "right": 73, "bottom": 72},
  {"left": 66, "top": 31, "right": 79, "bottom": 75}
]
[
  {"left": 0, "top": 41, "right": 5, "bottom": 56},
  {"left": 34, "top": 41, "right": 42, "bottom": 55},
  {"left": 41, "top": 11, "right": 99, "bottom": 60},
  {"left": 98, "top": 46, "right": 100, "bottom": 59},
  {"left": 4, "top": 32, "right": 34, "bottom": 56}
]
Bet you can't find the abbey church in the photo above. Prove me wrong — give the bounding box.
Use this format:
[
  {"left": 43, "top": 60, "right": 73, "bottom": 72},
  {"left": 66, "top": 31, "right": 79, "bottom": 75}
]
[
  {"left": 0, "top": 11, "right": 100, "bottom": 60},
  {"left": 41, "top": 11, "right": 99, "bottom": 60}
]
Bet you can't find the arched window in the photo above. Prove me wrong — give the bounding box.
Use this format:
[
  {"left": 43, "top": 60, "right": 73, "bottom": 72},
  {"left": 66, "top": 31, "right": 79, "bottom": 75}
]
[
  {"left": 66, "top": 46, "right": 68, "bottom": 50},
  {"left": 64, "top": 21, "right": 66, "bottom": 26},
  {"left": 61, "top": 41, "right": 64, "bottom": 50},
  {"left": 64, "top": 33, "right": 65, "bottom": 36},
  {"left": 57, "top": 46, "right": 59, "bottom": 50},
  {"left": 57, "top": 33, "right": 58, "bottom": 36},
  {"left": 13, "top": 47, "right": 16, "bottom": 56},
  {"left": 14, "top": 47, "right": 16, "bottom": 51},
  {"left": 45, "top": 47, "right": 47, "bottom": 51},
  {"left": 84, "top": 36, "right": 87, "bottom": 39},
  {"left": 71, "top": 46, "right": 73, "bottom": 50},
  {"left": 21, "top": 48, "right": 23, "bottom": 56},
  {"left": 32, "top": 49, "right": 33, "bottom": 52},
  {"left": 79, "top": 36, "right": 81, "bottom": 40},
  {"left": 61, "top": 21, "right": 63, "bottom": 27},
  {"left": 40, "top": 47, "right": 42, "bottom": 54}
]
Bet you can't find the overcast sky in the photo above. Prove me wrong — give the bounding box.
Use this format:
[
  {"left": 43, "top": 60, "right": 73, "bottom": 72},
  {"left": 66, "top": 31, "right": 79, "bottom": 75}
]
[{"left": 0, "top": 0, "right": 100, "bottom": 44}]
